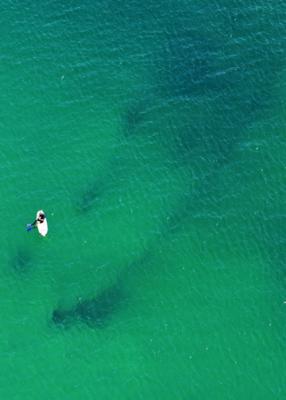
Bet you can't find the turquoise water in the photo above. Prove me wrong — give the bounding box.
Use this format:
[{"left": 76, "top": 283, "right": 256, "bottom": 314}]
[{"left": 1, "top": 1, "right": 286, "bottom": 398}]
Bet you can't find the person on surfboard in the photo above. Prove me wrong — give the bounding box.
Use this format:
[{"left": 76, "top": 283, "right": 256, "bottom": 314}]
[
  {"left": 26, "top": 210, "right": 48, "bottom": 236},
  {"left": 31, "top": 211, "right": 46, "bottom": 226}
]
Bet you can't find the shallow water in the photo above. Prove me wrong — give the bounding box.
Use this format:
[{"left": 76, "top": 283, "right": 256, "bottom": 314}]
[{"left": 1, "top": 1, "right": 286, "bottom": 398}]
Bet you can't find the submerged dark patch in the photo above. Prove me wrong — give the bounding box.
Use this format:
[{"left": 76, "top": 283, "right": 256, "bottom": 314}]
[
  {"left": 76, "top": 184, "right": 100, "bottom": 213},
  {"left": 157, "top": 2, "right": 286, "bottom": 162},
  {"left": 122, "top": 101, "right": 147, "bottom": 137},
  {"left": 76, "top": 168, "right": 118, "bottom": 214},
  {"left": 163, "top": 31, "right": 222, "bottom": 98},
  {"left": 11, "top": 249, "right": 32, "bottom": 273},
  {"left": 52, "top": 283, "right": 125, "bottom": 329},
  {"left": 75, "top": 177, "right": 108, "bottom": 213}
]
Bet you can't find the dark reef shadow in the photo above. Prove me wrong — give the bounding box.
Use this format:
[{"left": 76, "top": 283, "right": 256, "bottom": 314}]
[
  {"left": 11, "top": 248, "right": 32, "bottom": 274},
  {"left": 122, "top": 100, "right": 148, "bottom": 137},
  {"left": 75, "top": 175, "right": 110, "bottom": 214},
  {"left": 76, "top": 183, "right": 102, "bottom": 213},
  {"left": 157, "top": 2, "right": 286, "bottom": 164},
  {"left": 52, "top": 282, "right": 126, "bottom": 329},
  {"left": 161, "top": 23, "right": 226, "bottom": 100}
]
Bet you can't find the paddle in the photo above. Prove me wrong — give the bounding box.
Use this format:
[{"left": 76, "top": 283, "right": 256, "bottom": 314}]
[{"left": 26, "top": 221, "right": 36, "bottom": 232}]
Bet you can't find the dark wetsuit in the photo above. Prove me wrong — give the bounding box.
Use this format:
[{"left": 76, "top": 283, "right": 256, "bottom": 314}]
[
  {"left": 38, "top": 214, "right": 45, "bottom": 223},
  {"left": 32, "top": 214, "right": 45, "bottom": 226}
]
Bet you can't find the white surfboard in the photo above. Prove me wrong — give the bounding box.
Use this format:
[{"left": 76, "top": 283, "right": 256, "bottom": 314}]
[{"left": 36, "top": 210, "right": 48, "bottom": 237}]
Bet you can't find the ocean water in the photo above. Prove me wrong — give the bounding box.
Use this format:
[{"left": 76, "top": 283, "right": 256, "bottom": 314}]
[{"left": 1, "top": 0, "right": 286, "bottom": 398}]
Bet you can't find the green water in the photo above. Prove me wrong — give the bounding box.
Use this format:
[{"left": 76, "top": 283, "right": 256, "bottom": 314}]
[{"left": 1, "top": 1, "right": 286, "bottom": 398}]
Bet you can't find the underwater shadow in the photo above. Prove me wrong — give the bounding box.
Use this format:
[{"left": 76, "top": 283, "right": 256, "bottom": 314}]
[
  {"left": 52, "top": 282, "right": 126, "bottom": 329},
  {"left": 75, "top": 183, "right": 102, "bottom": 214},
  {"left": 122, "top": 99, "right": 149, "bottom": 137},
  {"left": 11, "top": 248, "right": 33, "bottom": 274}
]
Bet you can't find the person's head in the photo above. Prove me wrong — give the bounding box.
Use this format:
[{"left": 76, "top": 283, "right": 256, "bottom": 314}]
[{"left": 39, "top": 213, "right": 45, "bottom": 219}]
